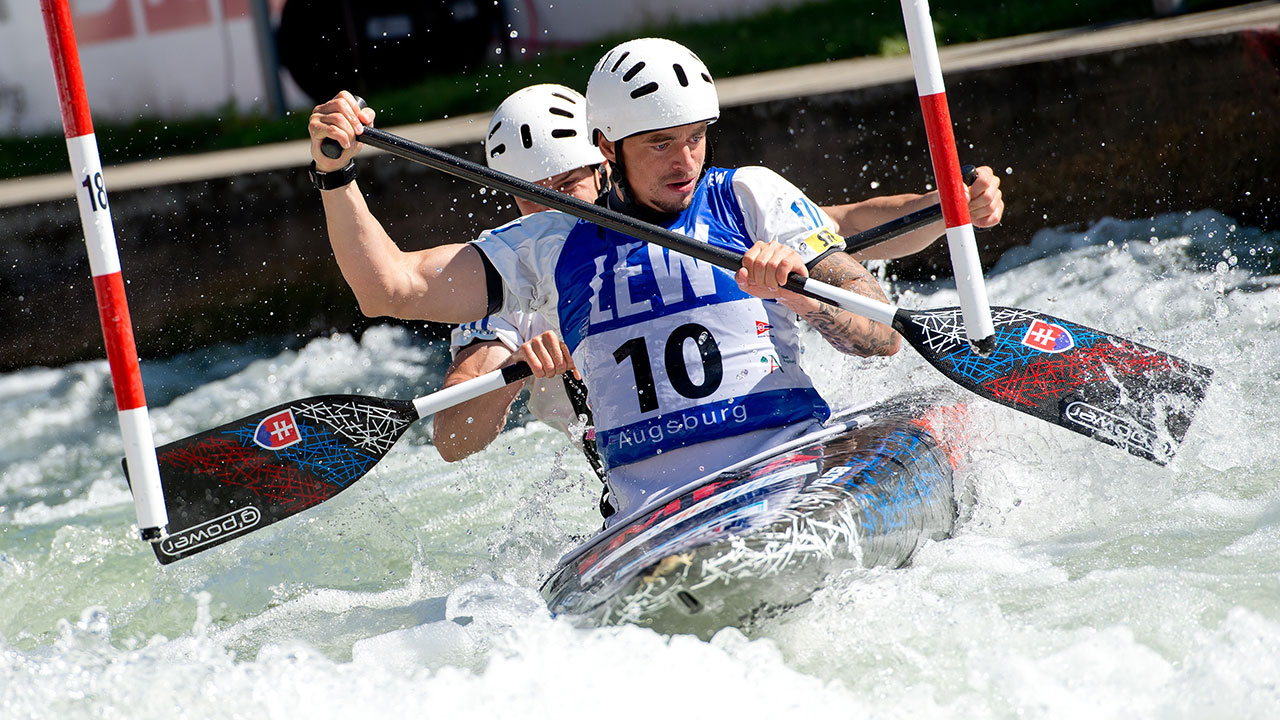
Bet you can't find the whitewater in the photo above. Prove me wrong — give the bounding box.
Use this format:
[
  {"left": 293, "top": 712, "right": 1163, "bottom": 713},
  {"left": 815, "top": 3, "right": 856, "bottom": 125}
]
[{"left": 1, "top": 209, "right": 1277, "bottom": 719}]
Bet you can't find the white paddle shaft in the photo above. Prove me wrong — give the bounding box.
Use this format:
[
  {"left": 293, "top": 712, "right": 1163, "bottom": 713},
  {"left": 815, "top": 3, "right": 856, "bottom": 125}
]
[{"left": 413, "top": 364, "right": 533, "bottom": 418}]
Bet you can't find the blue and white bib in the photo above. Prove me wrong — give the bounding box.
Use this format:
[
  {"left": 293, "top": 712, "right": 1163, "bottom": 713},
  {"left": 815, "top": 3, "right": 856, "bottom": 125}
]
[{"left": 473, "top": 166, "right": 843, "bottom": 470}]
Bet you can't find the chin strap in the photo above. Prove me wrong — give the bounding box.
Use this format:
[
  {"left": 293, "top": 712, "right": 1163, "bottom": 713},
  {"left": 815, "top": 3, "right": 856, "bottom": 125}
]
[{"left": 596, "top": 175, "right": 696, "bottom": 227}]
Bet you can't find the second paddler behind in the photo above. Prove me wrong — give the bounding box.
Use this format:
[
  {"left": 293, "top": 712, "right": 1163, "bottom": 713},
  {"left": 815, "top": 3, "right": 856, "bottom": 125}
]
[{"left": 307, "top": 38, "right": 1006, "bottom": 522}]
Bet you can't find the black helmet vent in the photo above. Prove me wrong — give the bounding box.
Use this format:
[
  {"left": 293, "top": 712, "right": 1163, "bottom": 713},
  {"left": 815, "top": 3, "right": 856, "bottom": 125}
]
[
  {"left": 629, "top": 82, "right": 659, "bottom": 99},
  {"left": 520, "top": 124, "right": 533, "bottom": 149},
  {"left": 622, "top": 61, "right": 646, "bottom": 82},
  {"left": 673, "top": 64, "right": 688, "bottom": 87}
]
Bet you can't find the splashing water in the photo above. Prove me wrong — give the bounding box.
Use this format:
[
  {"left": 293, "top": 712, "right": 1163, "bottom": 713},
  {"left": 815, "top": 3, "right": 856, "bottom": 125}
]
[{"left": 1, "top": 211, "right": 1278, "bottom": 719}]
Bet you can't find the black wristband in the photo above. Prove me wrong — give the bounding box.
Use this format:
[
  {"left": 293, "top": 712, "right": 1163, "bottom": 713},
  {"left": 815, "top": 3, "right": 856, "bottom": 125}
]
[{"left": 309, "top": 159, "right": 357, "bottom": 191}]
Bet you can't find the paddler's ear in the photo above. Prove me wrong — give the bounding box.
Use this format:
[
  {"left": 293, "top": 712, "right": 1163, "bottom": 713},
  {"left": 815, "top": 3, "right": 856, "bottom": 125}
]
[{"left": 597, "top": 135, "right": 618, "bottom": 164}]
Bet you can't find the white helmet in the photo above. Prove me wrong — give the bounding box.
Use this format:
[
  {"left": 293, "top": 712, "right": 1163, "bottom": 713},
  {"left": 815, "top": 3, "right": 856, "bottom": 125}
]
[
  {"left": 484, "top": 84, "right": 605, "bottom": 182},
  {"left": 586, "top": 38, "right": 719, "bottom": 143}
]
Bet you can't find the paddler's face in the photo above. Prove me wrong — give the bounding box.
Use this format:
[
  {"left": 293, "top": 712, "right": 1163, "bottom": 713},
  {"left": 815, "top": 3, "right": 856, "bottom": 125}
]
[
  {"left": 514, "top": 164, "right": 604, "bottom": 215},
  {"left": 602, "top": 121, "right": 707, "bottom": 214}
]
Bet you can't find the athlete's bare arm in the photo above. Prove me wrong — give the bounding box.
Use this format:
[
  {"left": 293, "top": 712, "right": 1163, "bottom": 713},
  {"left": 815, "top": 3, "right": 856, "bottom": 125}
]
[
  {"left": 309, "top": 92, "right": 490, "bottom": 324},
  {"left": 799, "top": 252, "right": 901, "bottom": 356},
  {"left": 737, "top": 244, "right": 900, "bottom": 357},
  {"left": 435, "top": 331, "right": 576, "bottom": 461},
  {"left": 820, "top": 166, "right": 1004, "bottom": 261},
  {"left": 434, "top": 341, "right": 526, "bottom": 461}
]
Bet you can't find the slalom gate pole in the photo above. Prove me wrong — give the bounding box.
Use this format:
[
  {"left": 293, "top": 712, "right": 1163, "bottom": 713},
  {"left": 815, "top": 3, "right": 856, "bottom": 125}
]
[
  {"left": 899, "top": 0, "right": 996, "bottom": 352},
  {"left": 40, "top": 0, "right": 167, "bottom": 542}
]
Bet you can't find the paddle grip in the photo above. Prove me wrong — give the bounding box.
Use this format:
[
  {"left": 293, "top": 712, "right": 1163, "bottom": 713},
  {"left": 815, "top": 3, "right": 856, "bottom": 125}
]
[
  {"left": 501, "top": 362, "right": 534, "bottom": 384},
  {"left": 320, "top": 95, "right": 368, "bottom": 160}
]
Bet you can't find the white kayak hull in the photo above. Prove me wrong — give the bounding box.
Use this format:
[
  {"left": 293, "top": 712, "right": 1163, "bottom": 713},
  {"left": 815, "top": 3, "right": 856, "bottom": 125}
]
[{"left": 540, "top": 389, "right": 970, "bottom": 637}]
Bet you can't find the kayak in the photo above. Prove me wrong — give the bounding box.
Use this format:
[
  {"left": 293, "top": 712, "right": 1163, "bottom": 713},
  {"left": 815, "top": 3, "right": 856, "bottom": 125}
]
[{"left": 540, "top": 389, "right": 971, "bottom": 638}]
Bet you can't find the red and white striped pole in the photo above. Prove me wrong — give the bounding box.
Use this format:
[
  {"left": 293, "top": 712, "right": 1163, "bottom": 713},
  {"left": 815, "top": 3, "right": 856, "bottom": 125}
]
[
  {"left": 900, "top": 0, "right": 996, "bottom": 351},
  {"left": 40, "top": 0, "right": 168, "bottom": 542}
]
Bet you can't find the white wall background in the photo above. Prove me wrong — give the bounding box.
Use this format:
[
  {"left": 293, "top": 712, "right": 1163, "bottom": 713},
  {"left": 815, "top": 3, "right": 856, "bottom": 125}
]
[{"left": 0, "top": 0, "right": 316, "bottom": 136}]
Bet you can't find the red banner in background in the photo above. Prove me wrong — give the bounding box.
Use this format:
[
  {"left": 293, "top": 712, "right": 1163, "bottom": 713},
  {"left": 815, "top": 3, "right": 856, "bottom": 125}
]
[
  {"left": 71, "top": 0, "right": 133, "bottom": 44},
  {"left": 223, "top": 0, "right": 252, "bottom": 18},
  {"left": 143, "top": 0, "right": 211, "bottom": 33},
  {"left": 72, "top": 0, "right": 252, "bottom": 46}
]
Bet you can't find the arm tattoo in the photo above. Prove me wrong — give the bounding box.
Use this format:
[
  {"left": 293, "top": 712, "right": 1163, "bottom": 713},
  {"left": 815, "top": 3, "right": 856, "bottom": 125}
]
[
  {"left": 801, "top": 253, "right": 900, "bottom": 356},
  {"left": 811, "top": 252, "right": 887, "bottom": 302}
]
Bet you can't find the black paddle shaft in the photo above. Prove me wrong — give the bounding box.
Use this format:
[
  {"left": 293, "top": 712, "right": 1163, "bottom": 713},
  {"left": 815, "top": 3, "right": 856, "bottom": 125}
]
[
  {"left": 319, "top": 130, "right": 987, "bottom": 311},
  {"left": 320, "top": 96, "right": 975, "bottom": 258},
  {"left": 323, "top": 132, "right": 975, "bottom": 262},
  {"left": 323, "top": 128, "right": 810, "bottom": 286}
]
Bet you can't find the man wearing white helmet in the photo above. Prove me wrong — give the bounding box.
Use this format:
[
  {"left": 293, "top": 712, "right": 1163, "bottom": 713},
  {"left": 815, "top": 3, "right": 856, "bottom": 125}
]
[
  {"left": 434, "top": 84, "right": 608, "bottom": 481},
  {"left": 308, "top": 38, "right": 1003, "bottom": 520},
  {"left": 432, "top": 81, "right": 1002, "bottom": 485}
]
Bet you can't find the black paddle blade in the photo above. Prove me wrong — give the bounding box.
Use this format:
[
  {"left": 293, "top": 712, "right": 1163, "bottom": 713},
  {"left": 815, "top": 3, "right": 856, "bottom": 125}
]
[
  {"left": 125, "top": 394, "right": 419, "bottom": 564},
  {"left": 894, "top": 306, "right": 1213, "bottom": 465}
]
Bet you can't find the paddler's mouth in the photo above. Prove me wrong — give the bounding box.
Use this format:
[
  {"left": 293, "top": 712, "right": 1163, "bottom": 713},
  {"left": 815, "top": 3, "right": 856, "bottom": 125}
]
[{"left": 666, "top": 177, "right": 696, "bottom": 194}]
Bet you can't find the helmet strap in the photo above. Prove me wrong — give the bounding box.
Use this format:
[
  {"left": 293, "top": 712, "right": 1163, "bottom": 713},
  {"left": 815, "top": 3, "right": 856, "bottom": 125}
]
[
  {"left": 594, "top": 163, "right": 611, "bottom": 202},
  {"left": 610, "top": 137, "right": 633, "bottom": 203}
]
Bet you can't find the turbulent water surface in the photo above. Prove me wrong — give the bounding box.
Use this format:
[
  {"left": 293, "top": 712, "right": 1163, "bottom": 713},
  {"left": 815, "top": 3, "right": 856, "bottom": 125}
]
[{"left": 2, "top": 211, "right": 1278, "bottom": 719}]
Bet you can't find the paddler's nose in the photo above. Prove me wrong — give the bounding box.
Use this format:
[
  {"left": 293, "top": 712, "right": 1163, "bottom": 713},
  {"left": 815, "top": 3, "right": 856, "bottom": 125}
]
[{"left": 673, "top": 144, "right": 697, "bottom": 175}]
